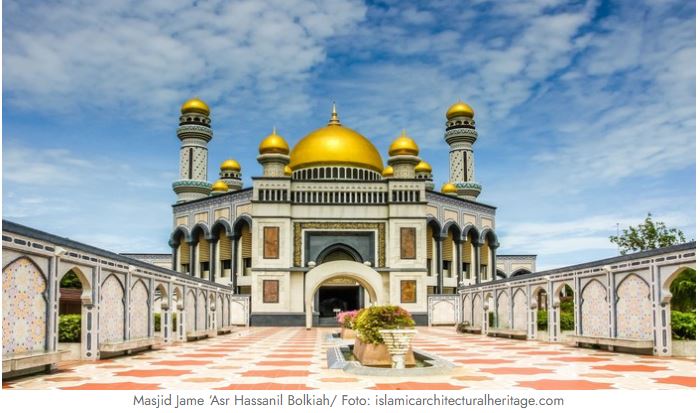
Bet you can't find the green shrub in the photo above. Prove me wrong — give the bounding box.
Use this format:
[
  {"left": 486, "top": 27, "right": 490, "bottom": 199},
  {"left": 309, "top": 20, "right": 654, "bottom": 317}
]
[
  {"left": 172, "top": 312, "right": 177, "bottom": 332},
  {"left": 488, "top": 312, "right": 495, "bottom": 327},
  {"left": 537, "top": 309, "right": 548, "bottom": 331},
  {"left": 60, "top": 270, "right": 82, "bottom": 288},
  {"left": 671, "top": 311, "right": 696, "bottom": 340},
  {"left": 560, "top": 311, "right": 574, "bottom": 331},
  {"left": 354, "top": 306, "right": 415, "bottom": 345},
  {"left": 59, "top": 314, "right": 81, "bottom": 342},
  {"left": 154, "top": 313, "right": 161, "bottom": 331}
]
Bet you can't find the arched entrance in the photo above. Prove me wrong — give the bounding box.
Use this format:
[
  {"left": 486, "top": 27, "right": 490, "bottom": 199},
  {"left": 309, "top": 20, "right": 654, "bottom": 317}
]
[{"left": 304, "top": 261, "right": 385, "bottom": 328}]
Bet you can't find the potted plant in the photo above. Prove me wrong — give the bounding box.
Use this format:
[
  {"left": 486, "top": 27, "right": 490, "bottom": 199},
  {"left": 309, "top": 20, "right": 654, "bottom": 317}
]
[
  {"left": 336, "top": 310, "right": 359, "bottom": 340},
  {"left": 352, "top": 305, "right": 416, "bottom": 367}
]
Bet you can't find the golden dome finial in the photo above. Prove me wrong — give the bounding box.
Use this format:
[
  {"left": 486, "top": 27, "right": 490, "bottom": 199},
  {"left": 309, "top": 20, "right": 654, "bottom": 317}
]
[
  {"left": 284, "top": 165, "right": 292, "bottom": 176},
  {"left": 415, "top": 160, "right": 432, "bottom": 173},
  {"left": 389, "top": 130, "right": 419, "bottom": 156},
  {"left": 211, "top": 180, "right": 229, "bottom": 193},
  {"left": 441, "top": 182, "right": 458, "bottom": 195},
  {"left": 181, "top": 97, "right": 210, "bottom": 116},
  {"left": 259, "top": 129, "right": 289, "bottom": 155},
  {"left": 446, "top": 100, "right": 474, "bottom": 119},
  {"left": 220, "top": 159, "right": 241, "bottom": 171},
  {"left": 328, "top": 101, "right": 341, "bottom": 126},
  {"left": 382, "top": 165, "right": 394, "bottom": 177}
]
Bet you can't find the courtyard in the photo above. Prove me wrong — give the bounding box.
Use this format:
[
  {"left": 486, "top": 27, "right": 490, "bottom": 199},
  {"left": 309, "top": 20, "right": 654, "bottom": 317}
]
[{"left": 2, "top": 327, "right": 695, "bottom": 390}]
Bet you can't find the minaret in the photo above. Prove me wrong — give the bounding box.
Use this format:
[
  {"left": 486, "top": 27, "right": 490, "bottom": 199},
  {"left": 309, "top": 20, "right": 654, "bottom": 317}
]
[
  {"left": 444, "top": 101, "right": 481, "bottom": 200},
  {"left": 219, "top": 159, "right": 243, "bottom": 191},
  {"left": 388, "top": 130, "right": 420, "bottom": 178},
  {"left": 173, "top": 98, "right": 213, "bottom": 203}
]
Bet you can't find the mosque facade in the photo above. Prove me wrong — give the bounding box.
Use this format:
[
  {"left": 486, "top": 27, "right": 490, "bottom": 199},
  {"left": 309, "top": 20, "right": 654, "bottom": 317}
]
[{"left": 168, "top": 99, "right": 535, "bottom": 327}]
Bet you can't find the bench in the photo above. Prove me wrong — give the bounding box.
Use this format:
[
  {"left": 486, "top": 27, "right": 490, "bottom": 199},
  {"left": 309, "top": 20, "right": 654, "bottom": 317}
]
[
  {"left": 457, "top": 326, "right": 482, "bottom": 334},
  {"left": 488, "top": 328, "right": 528, "bottom": 340},
  {"left": 217, "top": 325, "right": 234, "bottom": 335},
  {"left": 186, "top": 330, "right": 217, "bottom": 341},
  {"left": 3, "top": 350, "right": 67, "bottom": 375},
  {"left": 99, "top": 337, "right": 162, "bottom": 354},
  {"left": 570, "top": 335, "right": 653, "bottom": 353}
]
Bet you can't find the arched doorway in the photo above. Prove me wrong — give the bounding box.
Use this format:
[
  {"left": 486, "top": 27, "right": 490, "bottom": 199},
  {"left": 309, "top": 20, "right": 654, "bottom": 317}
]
[
  {"left": 313, "top": 245, "right": 366, "bottom": 326},
  {"left": 304, "top": 261, "right": 385, "bottom": 328}
]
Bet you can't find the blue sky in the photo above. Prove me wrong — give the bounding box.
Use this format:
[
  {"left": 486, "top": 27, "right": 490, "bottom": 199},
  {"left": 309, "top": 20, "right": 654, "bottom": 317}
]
[{"left": 2, "top": 0, "right": 695, "bottom": 270}]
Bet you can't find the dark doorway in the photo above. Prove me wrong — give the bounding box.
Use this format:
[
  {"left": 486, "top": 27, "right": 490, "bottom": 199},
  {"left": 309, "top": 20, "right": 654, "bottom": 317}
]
[{"left": 317, "top": 286, "right": 362, "bottom": 325}]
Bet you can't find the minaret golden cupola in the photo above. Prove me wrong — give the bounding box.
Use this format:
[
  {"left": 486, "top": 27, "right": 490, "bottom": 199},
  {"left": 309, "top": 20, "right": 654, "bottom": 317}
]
[
  {"left": 257, "top": 127, "right": 291, "bottom": 177},
  {"left": 387, "top": 129, "right": 420, "bottom": 179},
  {"left": 259, "top": 127, "right": 290, "bottom": 155},
  {"left": 219, "top": 159, "right": 242, "bottom": 191}
]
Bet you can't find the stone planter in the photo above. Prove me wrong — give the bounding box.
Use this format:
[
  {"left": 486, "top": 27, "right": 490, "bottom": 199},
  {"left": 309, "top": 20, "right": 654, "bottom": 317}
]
[
  {"left": 340, "top": 327, "right": 356, "bottom": 340},
  {"left": 379, "top": 329, "right": 417, "bottom": 368},
  {"left": 672, "top": 339, "right": 696, "bottom": 357},
  {"left": 352, "top": 337, "right": 416, "bottom": 367}
]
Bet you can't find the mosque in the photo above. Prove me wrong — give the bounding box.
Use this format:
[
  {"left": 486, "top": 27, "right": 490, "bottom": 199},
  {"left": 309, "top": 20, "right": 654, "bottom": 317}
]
[{"left": 164, "top": 98, "right": 535, "bottom": 327}]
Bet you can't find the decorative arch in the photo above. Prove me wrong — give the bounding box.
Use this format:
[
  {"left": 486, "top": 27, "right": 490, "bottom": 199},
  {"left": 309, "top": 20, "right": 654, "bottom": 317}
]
[
  {"left": 304, "top": 261, "right": 385, "bottom": 328},
  {"left": 2, "top": 257, "right": 48, "bottom": 354},
  {"left": 512, "top": 288, "right": 528, "bottom": 330},
  {"left": 169, "top": 226, "right": 191, "bottom": 247},
  {"left": 462, "top": 224, "right": 480, "bottom": 243},
  {"left": 616, "top": 274, "right": 652, "bottom": 340},
  {"left": 211, "top": 219, "right": 233, "bottom": 239},
  {"left": 661, "top": 265, "right": 696, "bottom": 305},
  {"left": 426, "top": 216, "right": 441, "bottom": 239},
  {"left": 217, "top": 295, "right": 225, "bottom": 329},
  {"left": 472, "top": 294, "right": 483, "bottom": 328},
  {"left": 186, "top": 290, "right": 196, "bottom": 333},
  {"left": 317, "top": 243, "right": 363, "bottom": 264},
  {"left": 190, "top": 223, "right": 211, "bottom": 241},
  {"left": 580, "top": 279, "right": 609, "bottom": 337},
  {"left": 479, "top": 228, "right": 499, "bottom": 247},
  {"left": 197, "top": 290, "right": 206, "bottom": 331},
  {"left": 100, "top": 274, "right": 125, "bottom": 343},
  {"left": 58, "top": 266, "right": 93, "bottom": 305},
  {"left": 154, "top": 282, "right": 169, "bottom": 309},
  {"left": 496, "top": 269, "right": 508, "bottom": 279},
  {"left": 530, "top": 285, "right": 547, "bottom": 309},
  {"left": 552, "top": 280, "right": 575, "bottom": 307},
  {"left": 440, "top": 220, "right": 461, "bottom": 239},
  {"left": 130, "top": 279, "right": 150, "bottom": 339},
  {"left": 511, "top": 268, "right": 532, "bottom": 277},
  {"left": 232, "top": 215, "right": 253, "bottom": 237},
  {"left": 496, "top": 290, "right": 510, "bottom": 328}
]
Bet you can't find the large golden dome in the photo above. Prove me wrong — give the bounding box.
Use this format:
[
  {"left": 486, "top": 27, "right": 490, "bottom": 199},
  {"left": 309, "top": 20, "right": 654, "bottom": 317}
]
[
  {"left": 259, "top": 129, "right": 290, "bottom": 155},
  {"left": 288, "top": 107, "right": 384, "bottom": 173},
  {"left": 181, "top": 98, "right": 210, "bottom": 115},
  {"left": 446, "top": 101, "right": 474, "bottom": 119},
  {"left": 388, "top": 130, "right": 419, "bottom": 156}
]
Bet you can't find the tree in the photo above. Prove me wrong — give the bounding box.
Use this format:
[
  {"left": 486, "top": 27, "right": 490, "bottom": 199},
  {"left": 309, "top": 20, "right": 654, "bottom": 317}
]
[{"left": 609, "top": 213, "right": 687, "bottom": 255}]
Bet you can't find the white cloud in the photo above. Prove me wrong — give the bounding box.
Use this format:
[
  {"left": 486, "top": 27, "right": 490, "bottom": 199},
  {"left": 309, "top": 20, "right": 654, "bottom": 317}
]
[{"left": 3, "top": 0, "right": 367, "bottom": 122}]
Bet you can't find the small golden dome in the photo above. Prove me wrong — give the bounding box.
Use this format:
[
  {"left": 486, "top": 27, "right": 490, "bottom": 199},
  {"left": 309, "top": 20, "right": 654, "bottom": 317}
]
[
  {"left": 211, "top": 180, "right": 229, "bottom": 192},
  {"left": 259, "top": 128, "right": 290, "bottom": 155},
  {"left": 389, "top": 130, "right": 419, "bottom": 157},
  {"left": 415, "top": 160, "right": 432, "bottom": 173},
  {"left": 220, "top": 159, "right": 241, "bottom": 171},
  {"left": 284, "top": 165, "right": 292, "bottom": 176},
  {"left": 441, "top": 182, "right": 458, "bottom": 194},
  {"left": 446, "top": 101, "right": 474, "bottom": 119},
  {"left": 288, "top": 106, "right": 384, "bottom": 173},
  {"left": 181, "top": 97, "right": 210, "bottom": 116},
  {"left": 382, "top": 166, "right": 394, "bottom": 177}
]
